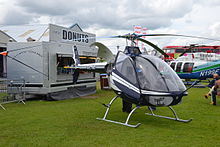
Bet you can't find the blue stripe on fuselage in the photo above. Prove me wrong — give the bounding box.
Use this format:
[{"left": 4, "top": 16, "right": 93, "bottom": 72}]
[{"left": 178, "top": 67, "right": 220, "bottom": 79}]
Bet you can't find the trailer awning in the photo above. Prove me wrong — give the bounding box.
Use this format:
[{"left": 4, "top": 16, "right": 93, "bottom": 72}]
[{"left": 56, "top": 53, "right": 73, "bottom": 58}]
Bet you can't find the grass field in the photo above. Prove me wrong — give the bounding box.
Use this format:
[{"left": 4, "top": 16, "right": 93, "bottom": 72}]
[{"left": 0, "top": 85, "right": 220, "bottom": 147}]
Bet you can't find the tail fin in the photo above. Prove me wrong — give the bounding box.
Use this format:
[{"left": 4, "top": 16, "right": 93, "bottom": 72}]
[
  {"left": 72, "top": 45, "right": 80, "bottom": 66},
  {"left": 90, "top": 42, "right": 114, "bottom": 63}
]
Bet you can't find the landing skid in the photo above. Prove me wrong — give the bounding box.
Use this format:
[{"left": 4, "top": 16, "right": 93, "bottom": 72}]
[
  {"left": 146, "top": 106, "right": 192, "bottom": 123},
  {"left": 97, "top": 96, "right": 192, "bottom": 128},
  {"left": 96, "top": 96, "right": 141, "bottom": 128}
]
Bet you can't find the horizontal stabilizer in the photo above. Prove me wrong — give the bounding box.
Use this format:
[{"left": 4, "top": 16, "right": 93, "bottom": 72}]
[{"left": 64, "top": 62, "right": 108, "bottom": 73}]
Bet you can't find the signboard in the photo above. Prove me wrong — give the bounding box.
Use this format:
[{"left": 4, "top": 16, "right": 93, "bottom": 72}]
[
  {"left": 62, "top": 30, "right": 89, "bottom": 43},
  {"left": 49, "top": 24, "right": 96, "bottom": 46}
]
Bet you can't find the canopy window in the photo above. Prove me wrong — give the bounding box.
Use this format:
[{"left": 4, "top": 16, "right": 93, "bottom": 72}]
[
  {"left": 183, "top": 62, "right": 194, "bottom": 73},
  {"left": 115, "top": 52, "right": 137, "bottom": 86},
  {"left": 136, "top": 55, "right": 186, "bottom": 92}
]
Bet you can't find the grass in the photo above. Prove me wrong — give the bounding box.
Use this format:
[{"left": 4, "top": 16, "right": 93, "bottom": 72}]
[{"left": 0, "top": 84, "right": 220, "bottom": 147}]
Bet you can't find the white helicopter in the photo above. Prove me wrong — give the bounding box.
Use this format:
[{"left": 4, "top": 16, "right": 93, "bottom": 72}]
[{"left": 169, "top": 45, "right": 220, "bottom": 80}]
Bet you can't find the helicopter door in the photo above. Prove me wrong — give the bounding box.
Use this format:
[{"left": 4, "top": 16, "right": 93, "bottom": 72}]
[{"left": 113, "top": 52, "right": 140, "bottom": 101}]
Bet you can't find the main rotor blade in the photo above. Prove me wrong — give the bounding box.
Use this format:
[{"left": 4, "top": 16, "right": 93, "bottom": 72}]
[
  {"left": 137, "top": 38, "right": 169, "bottom": 57},
  {"left": 138, "top": 34, "right": 220, "bottom": 42},
  {"left": 112, "top": 34, "right": 131, "bottom": 39},
  {"left": 178, "top": 44, "right": 206, "bottom": 57}
]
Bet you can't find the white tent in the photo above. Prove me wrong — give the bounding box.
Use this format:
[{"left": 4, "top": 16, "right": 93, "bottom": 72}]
[{"left": 0, "top": 24, "right": 49, "bottom": 42}]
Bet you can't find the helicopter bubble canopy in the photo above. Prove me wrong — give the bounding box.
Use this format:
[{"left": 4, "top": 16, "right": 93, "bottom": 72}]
[
  {"left": 116, "top": 52, "right": 186, "bottom": 92},
  {"left": 136, "top": 55, "right": 186, "bottom": 92}
]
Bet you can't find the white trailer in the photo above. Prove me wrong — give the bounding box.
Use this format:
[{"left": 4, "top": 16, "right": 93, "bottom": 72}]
[{"left": 6, "top": 24, "right": 98, "bottom": 100}]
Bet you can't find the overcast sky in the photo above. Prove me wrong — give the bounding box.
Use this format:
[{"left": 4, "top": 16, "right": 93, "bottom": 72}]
[{"left": 0, "top": 0, "right": 220, "bottom": 52}]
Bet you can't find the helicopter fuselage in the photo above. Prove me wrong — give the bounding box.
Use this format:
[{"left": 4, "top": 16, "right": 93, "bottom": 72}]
[{"left": 170, "top": 52, "right": 220, "bottom": 79}]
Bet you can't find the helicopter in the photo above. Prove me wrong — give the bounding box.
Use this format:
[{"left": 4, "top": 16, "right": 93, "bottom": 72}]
[
  {"left": 168, "top": 45, "right": 220, "bottom": 80},
  {"left": 69, "top": 34, "right": 209, "bottom": 128}
]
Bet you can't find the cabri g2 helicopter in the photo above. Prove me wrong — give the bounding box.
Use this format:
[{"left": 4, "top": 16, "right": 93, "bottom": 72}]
[{"left": 70, "top": 33, "right": 208, "bottom": 128}]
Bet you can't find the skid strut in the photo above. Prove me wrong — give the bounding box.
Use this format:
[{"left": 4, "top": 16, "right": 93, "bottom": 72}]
[
  {"left": 96, "top": 96, "right": 141, "bottom": 128},
  {"left": 146, "top": 106, "right": 192, "bottom": 123}
]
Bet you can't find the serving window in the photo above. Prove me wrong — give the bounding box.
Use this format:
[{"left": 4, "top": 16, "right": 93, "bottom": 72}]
[
  {"left": 56, "top": 53, "right": 96, "bottom": 82},
  {"left": 57, "top": 54, "right": 74, "bottom": 76}
]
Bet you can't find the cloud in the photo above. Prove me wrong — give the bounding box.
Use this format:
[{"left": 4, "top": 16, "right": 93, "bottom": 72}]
[
  {"left": 209, "top": 22, "right": 220, "bottom": 38},
  {"left": 196, "top": 0, "right": 220, "bottom": 6},
  {"left": 17, "top": 0, "right": 72, "bottom": 16},
  {"left": 0, "top": 0, "right": 34, "bottom": 25},
  {"left": 1, "top": 0, "right": 219, "bottom": 49},
  {"left": 11, "top": 0, "right": 195, "bottom": 30},
  {"left": 2, "top": 10, "right": 33, "bottom": 25}
]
